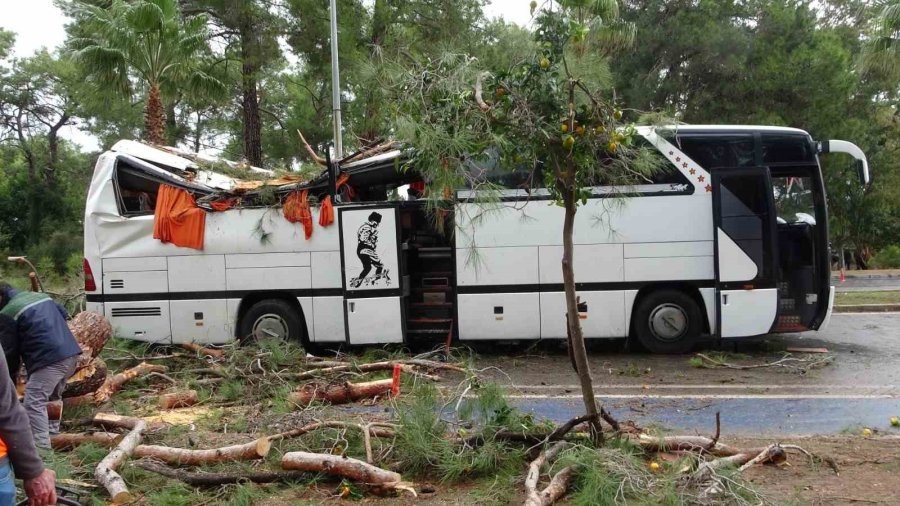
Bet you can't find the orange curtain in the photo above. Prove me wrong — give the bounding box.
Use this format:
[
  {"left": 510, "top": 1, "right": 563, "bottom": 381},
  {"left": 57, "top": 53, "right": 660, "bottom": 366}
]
[
  {"left": 283, "top": 190, "right": 313, "bottom": 239},
  {"left": 153, "top": 185, "right": 206, "bottom": 250},
  {"left": 318, "top": 195, "right": 334, "bottom": 227}
]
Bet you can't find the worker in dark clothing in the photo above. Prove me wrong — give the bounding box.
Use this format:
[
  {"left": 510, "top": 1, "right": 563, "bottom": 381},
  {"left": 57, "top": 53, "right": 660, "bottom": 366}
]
[
  {"left": 0, "top": 283, "right": 81, "bottom": 450},
  {"left": 0, "top": 339, "right": 57, "bottom": 505}
]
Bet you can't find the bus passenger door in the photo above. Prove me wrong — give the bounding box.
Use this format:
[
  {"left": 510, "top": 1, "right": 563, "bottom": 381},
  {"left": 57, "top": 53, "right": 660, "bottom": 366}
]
[
  {"left": 712, "top": 167, "right": 779, "bottom": 338},
  {"left": 339, "top": 206, "right": 404, "bottom": 344}
]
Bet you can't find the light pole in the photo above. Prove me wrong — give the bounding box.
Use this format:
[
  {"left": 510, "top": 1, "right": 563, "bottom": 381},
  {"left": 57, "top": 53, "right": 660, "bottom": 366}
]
[{"left": 329, "top": 0, "right": 343, "bottom": 158}]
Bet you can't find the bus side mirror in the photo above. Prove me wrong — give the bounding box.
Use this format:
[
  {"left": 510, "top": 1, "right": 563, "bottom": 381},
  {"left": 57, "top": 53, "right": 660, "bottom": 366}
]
[
  {"left": 818, "top": 140, "right": 870, "bottom": 186},
  {"left": 857, "top": 160, "right": 867, "bottom": 187}
]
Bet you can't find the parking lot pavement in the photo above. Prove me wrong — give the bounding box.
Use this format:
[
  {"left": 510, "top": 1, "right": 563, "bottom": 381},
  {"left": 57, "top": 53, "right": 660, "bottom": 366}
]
[{"left": 471, "top": 313, "right": 900, "bottom": 435}]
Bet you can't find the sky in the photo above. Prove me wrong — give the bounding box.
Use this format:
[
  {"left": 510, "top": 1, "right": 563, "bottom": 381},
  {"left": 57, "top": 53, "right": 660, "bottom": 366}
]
[{"left": 0, "top": 0, "right": 533, "bottom": 151}]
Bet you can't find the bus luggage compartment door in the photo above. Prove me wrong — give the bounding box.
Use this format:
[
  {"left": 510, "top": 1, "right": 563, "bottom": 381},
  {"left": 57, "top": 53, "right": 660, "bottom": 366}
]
[{"left": 339, "top": 206, "right": 404, "bottom": 344}]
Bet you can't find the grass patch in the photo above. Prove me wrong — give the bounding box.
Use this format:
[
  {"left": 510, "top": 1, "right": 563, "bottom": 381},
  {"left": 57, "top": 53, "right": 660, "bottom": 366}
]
[{"left": 834, "top": 290, "right": 900, "bottom": 306}]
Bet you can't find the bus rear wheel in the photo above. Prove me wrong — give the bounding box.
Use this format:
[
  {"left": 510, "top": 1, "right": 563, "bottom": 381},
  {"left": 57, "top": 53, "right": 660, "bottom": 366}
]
[
  {"left": 239, "top": 299, "right": 304, "bottom": 344},
  {"left": 633, "top": 289, "right": 702, "bottom": 354}
]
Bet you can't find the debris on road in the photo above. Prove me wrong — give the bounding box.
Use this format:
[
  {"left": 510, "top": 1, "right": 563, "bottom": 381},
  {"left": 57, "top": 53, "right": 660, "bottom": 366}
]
[
  {"left": 692, "top": 352, "right": 833, "bottom": 373},
  {"left": 786, "top": 347, "right": 829, "bottom": 353}
]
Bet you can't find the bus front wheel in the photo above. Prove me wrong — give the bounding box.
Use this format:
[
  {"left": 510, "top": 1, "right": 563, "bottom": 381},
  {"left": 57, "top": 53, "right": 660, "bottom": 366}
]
[{"left": 632, "top": 289, "right": 702, "bottom": 354}]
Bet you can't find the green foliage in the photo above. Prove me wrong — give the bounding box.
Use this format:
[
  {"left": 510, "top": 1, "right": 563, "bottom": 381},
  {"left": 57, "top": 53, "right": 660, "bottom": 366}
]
[
  {"left": 862, "top": 1, "right": 900, "bottom": 79},
  {"left": 612, "top": 0, "right": 900, "bottom": 260},
  {"left": 870, "top": 245, "right": 900, "bottom": 268},
  {"left": 393, "top": 382, "right": 527, "bottom": 482}
]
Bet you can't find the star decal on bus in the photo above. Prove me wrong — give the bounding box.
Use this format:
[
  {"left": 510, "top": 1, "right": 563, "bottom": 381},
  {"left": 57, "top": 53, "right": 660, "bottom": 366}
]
[
  {"left": 705, "top": 184, "right": 712, "bottom": 192},
  {"left": 689, "top": 168, "right": 696, "bottom": 175},
  {"left": 697, "top": 175, "right": 705, "bottom": 182}
]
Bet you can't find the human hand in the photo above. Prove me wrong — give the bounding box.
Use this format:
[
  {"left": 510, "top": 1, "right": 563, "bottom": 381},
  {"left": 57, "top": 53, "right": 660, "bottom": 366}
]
[{"left": 23, "top": 468, "right": 56, "bottom": 506}]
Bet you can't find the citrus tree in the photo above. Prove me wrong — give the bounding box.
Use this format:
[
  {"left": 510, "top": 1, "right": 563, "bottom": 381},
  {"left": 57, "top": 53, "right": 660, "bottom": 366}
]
[{"left": 388, "top": 0, "right": 664, "bottom": 435}]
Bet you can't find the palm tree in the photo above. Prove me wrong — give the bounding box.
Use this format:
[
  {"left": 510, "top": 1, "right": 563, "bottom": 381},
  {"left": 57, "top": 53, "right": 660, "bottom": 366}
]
[
  {"left": 863, "top": 1, "right": 900, "bottom": 78},
  {"left": 71, "top": 0, "right": 223, "bottom": 145}
]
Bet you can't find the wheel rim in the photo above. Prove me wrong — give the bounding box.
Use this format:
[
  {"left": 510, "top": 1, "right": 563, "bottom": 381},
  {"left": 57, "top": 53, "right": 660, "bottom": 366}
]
[
  {"left": 648, "top": 303, "right": 688, "bottom": 342},
  {"left": 252, "top": 313, "right": 289, "bottom": 340}
]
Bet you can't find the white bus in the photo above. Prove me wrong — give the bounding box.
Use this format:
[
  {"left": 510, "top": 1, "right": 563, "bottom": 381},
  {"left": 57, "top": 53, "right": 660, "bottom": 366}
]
[{"left": 82, "top": 126, "right": 869, "bottom": 354}]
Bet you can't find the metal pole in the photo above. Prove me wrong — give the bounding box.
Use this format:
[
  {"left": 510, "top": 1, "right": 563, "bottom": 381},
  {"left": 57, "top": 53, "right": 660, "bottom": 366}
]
[{"left": 329, "top": 0, "right": 343, "bottom": 158}]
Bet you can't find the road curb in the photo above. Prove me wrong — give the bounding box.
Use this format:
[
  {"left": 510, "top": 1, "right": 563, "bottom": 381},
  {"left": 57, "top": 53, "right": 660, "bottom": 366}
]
[{"left": 834, "top": 304, "right": 900, "bottom": 313}]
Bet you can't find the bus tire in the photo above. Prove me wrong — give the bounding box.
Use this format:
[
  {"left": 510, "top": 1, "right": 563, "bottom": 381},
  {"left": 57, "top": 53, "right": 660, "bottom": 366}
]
[
  {"left": 633, "top": 289, "right": 702, "bottom": 354},
  {"left": 238, "top": 299, "right": 305, "bottom": 344}
]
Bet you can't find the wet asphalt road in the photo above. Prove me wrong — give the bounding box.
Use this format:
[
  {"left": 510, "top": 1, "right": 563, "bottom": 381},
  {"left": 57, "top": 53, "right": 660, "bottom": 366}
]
[
  {"left": 472, "top": 313, "right": 900, "bottom": 435},
  {"left": 833, "top": 274, "right": 900, "bottom": 292}
]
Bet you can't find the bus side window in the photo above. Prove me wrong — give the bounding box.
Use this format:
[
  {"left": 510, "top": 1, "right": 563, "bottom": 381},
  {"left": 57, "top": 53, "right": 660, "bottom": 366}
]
[
  {"left": 761, "top": 134, "right": 816, "bottom": 164},
  {"left": 678, "top": 134, "right": 755, "bottom": 170},
  {"left": 114, "top": 165, "right": 160, "bottom": 216}
]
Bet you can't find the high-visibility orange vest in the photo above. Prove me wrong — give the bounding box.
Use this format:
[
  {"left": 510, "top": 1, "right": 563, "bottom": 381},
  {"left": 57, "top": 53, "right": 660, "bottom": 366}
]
[{"left": 0, "top": 437, "right": 7, "bottom": 457}]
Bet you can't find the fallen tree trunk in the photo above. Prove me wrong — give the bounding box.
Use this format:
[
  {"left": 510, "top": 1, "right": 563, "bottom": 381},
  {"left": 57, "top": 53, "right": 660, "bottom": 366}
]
[
  {"left": 65, "top": 362, "right": 168, "bottom": 406},
  {"left": 52, "top": 432, "right": 122, "bottom": 450},
  {"left": 181, "top": 343, "right": 225, "bottom": 360},
  {"left": 159, "top": 390, "right": 199, "bottom": 409},
  {"left": 288, "top": 379, "right": 393, "bottom": 406},
  {"left": 134, "top": 437, "right": 272, "bottom": 466},
  {"left": 136, "top": 459, "right": 306, "bottom": 487},
  {"left": 63, "top": 357, "right": 108, "bottom": 398},
  {"left": 68, "top": 311, "right": 112, "bottom": 358},
  {"left": 95, "top": 420, "right": 146, "bottom": 504},
  {"left": 282, "top": 451, "right": 413, "bottom": 495}
]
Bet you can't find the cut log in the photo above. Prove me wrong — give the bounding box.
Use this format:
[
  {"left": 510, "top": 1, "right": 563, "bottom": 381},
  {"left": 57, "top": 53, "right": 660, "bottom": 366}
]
[
  {"left": 68, "top": 311, "right": 112, "bottom": 357},
  {"left": 135, "top": 459, "right": 307, "bottom": 487},
  {"left": 134, "top": 437, "right": 272, "bottom": 466},
  {"left": 288, "top": 379, "right": 393, "bottom": 406},
  {"left": 282, "top": 451, "right": 410, "bottom": 494},
  {"left": 63, "top": 361, "right": 167, "bottom": 407},
  {"left": 52, "top": 432, "right": 122, "bottom": 450},
  {"left": 181, "top": 343, "right": 225, "bottom": 360},
  {"left": 93, "top": 413, "right": 167, "bottom": 432},
  {"left": 95, "top": 420, "right": 146, "bottom": 504},
  {"left": 47, "top": 400, "right": 62, "bottom": 422},
  {"left": 159, "top": 390, "right": 199, "bottom": 409},
  {"left": 63, "top": 357, "right": 108, "bottom": 398}
]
